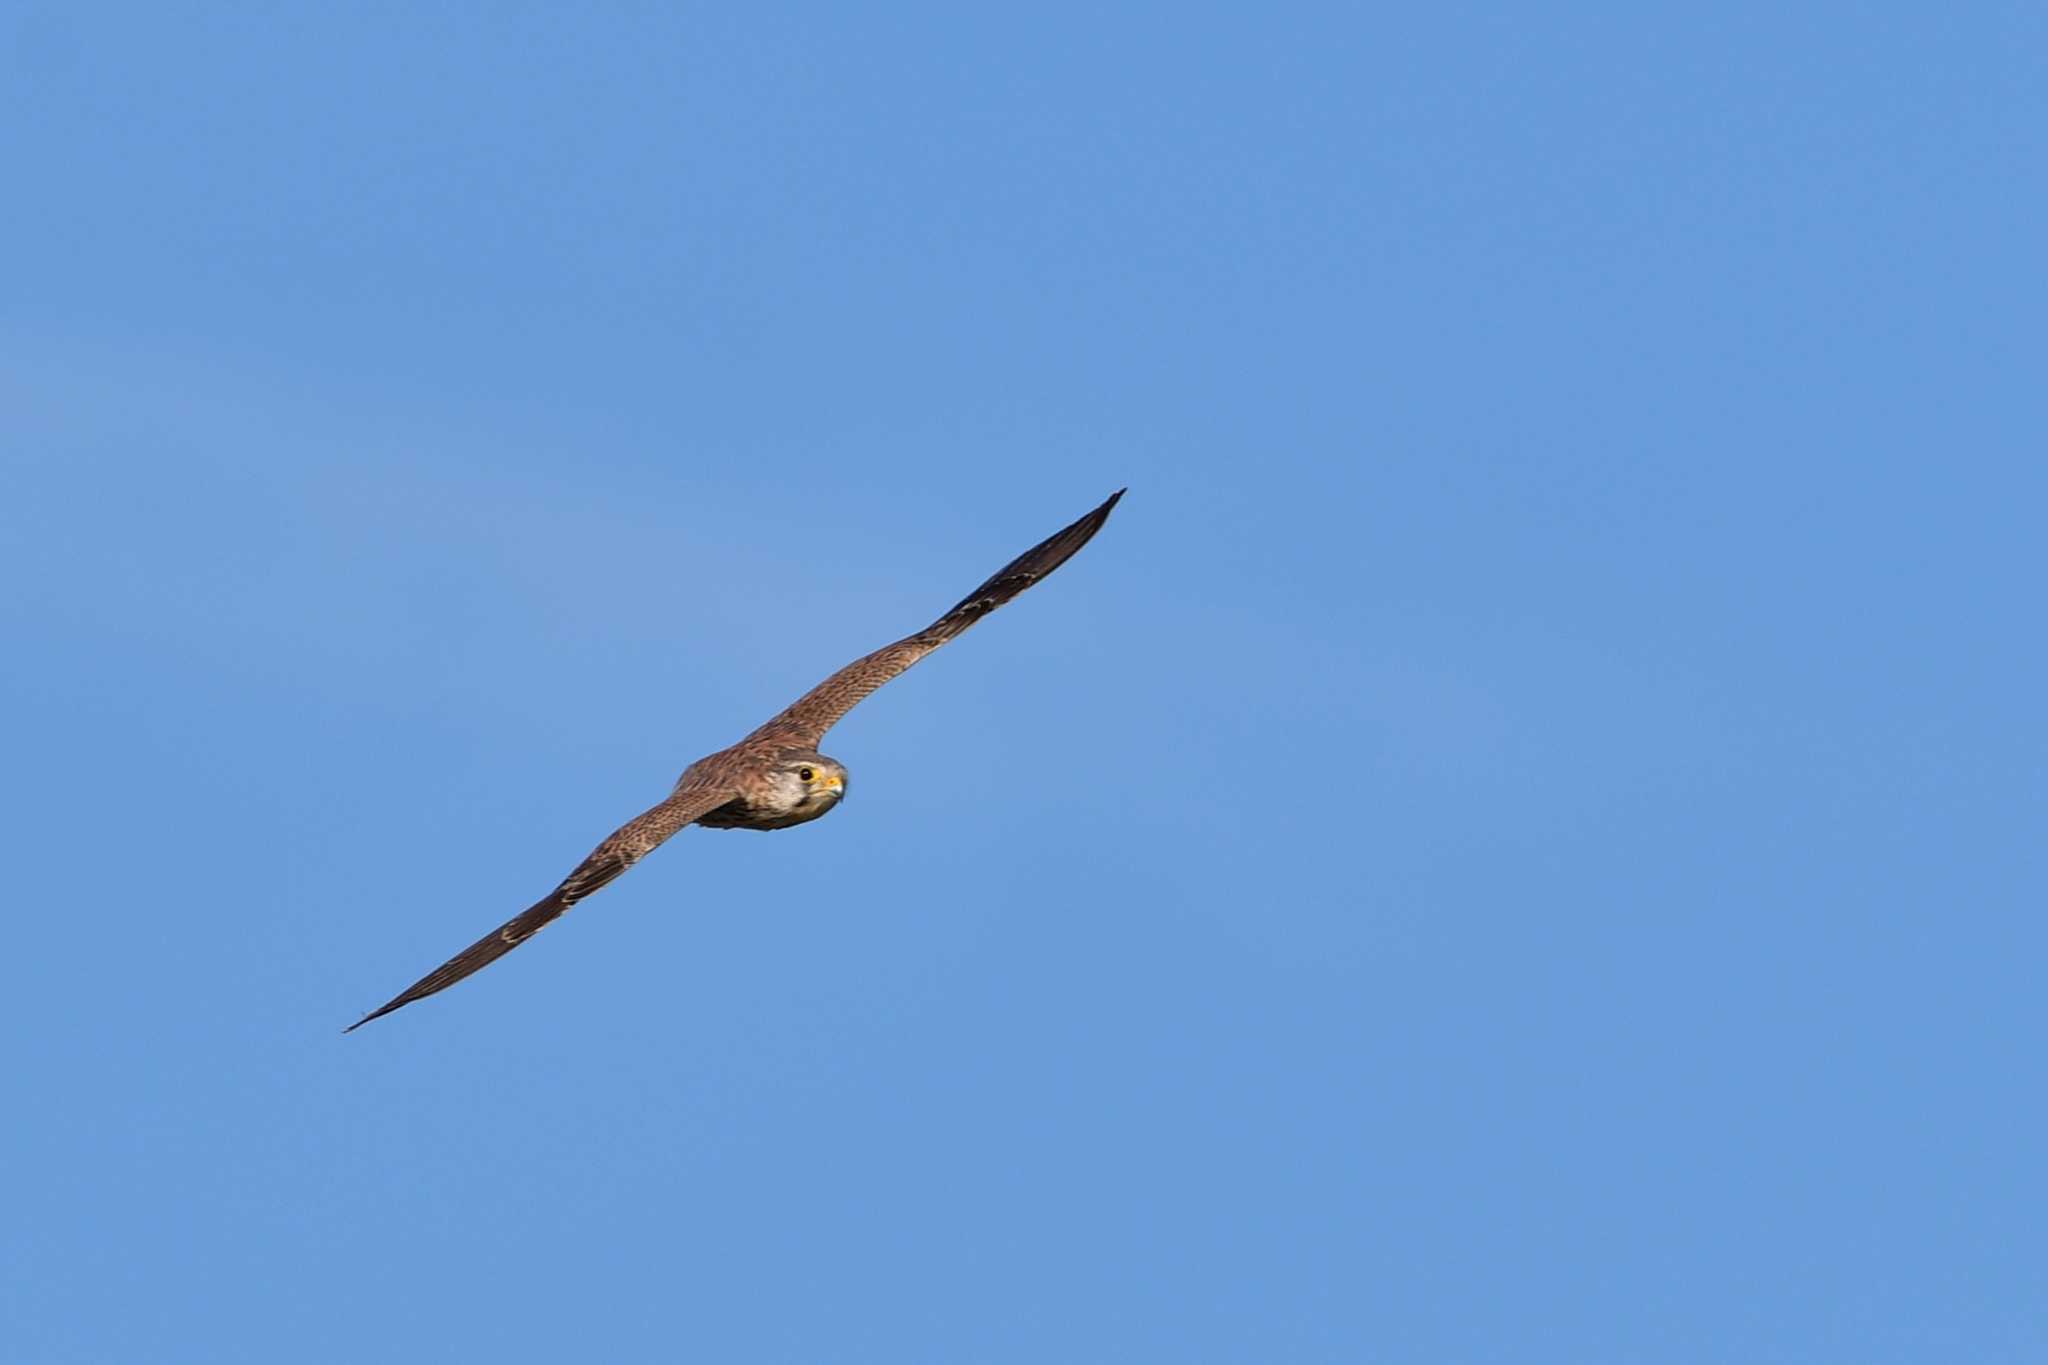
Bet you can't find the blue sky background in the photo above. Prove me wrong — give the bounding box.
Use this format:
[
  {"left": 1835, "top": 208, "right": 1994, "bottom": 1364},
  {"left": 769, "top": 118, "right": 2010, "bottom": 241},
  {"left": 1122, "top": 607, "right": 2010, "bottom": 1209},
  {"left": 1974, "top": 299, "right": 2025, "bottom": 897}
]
[{"left": 4, "top": 4, "right": 2042, "bottom": 1360}]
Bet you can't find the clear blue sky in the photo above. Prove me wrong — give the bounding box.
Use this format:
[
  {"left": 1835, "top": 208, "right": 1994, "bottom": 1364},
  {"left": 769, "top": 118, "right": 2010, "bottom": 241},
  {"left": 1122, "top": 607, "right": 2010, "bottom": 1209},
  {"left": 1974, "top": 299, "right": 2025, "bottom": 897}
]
[{"left": 4, "top": 4, "right": 2041, "bottom": 1361}]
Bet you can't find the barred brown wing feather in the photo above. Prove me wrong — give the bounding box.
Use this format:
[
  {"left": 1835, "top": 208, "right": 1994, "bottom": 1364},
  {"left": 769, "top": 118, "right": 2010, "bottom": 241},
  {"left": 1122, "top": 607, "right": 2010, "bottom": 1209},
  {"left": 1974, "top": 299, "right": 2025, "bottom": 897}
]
[
  {"left": 343, "top": 782, "right": 732, "bottom": 1031},
  {"left": 755, "top": 489, "right": 1123, "bottom": 747}
]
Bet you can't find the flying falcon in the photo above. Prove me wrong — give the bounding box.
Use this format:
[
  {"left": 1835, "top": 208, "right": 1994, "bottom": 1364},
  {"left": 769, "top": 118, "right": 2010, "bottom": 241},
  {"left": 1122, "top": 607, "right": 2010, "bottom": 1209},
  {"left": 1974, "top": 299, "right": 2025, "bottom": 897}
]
[{"left": 346, "top": 488, "right": 1124, "bottom": 1031}]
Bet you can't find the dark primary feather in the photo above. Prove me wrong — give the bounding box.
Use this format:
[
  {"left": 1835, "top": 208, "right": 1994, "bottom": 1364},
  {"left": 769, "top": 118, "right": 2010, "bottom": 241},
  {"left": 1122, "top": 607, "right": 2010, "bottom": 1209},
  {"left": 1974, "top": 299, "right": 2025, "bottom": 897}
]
[
  {"left": 342, "top": 891, "right": 578, "bottom": 1033},
  {"left": 753, "top": 488, "right": 1124, "bottom": 747},
  {"left": 344, "top": 783, "right": 732, "bottom": 1031},
  {"left": 936, "top": 486, "right": 1126, "bottom": 622}
]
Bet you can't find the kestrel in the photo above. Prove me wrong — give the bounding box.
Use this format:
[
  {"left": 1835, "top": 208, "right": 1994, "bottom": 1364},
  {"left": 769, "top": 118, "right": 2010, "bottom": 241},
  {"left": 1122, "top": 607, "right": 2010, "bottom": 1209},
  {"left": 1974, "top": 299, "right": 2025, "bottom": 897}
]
[{"left": 346, "top": 488, "right": 1123, "bottom": 1031}]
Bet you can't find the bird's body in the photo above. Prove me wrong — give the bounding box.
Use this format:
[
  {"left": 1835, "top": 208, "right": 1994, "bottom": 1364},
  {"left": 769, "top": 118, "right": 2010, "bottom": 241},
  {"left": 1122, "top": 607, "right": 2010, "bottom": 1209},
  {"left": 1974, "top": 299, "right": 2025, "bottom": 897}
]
[
  {"left": 691, "top": 749, "right": 847, "bottom": 830},
  {"left": 346, "top": 489, "right": 1122, "bottom": 1031}
]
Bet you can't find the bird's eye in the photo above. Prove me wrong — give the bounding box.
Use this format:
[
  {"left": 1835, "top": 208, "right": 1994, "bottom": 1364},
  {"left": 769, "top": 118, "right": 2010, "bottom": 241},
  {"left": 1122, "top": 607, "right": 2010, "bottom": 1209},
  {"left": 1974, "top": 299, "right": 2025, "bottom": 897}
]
[{"left": 799, "top": 766, "right": 815, "bottom": 782}]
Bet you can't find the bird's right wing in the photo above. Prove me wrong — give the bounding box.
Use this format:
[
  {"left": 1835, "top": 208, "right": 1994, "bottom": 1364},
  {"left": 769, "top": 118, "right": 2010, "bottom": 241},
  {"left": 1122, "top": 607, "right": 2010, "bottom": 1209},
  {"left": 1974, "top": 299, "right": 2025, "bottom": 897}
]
[{"left": 345, "top": 778, "right": 735, "bottom": 1031}]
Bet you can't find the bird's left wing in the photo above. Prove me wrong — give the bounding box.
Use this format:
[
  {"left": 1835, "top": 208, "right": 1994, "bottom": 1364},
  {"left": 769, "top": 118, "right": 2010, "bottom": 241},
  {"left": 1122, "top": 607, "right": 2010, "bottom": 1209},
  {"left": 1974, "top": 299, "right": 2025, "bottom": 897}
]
[
  {"left": 345, "top": 778, "right": 735, "bottom": 1032},
  {"left": 747, "top": 488, "right": 1123, "bottom": 749}
]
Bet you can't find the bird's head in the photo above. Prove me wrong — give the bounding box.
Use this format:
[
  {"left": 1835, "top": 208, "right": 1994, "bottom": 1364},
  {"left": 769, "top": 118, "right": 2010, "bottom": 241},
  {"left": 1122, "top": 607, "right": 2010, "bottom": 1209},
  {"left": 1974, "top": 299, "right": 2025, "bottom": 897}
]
[{"left": 771, "top": 751, "right": 848, "bottom": 817}]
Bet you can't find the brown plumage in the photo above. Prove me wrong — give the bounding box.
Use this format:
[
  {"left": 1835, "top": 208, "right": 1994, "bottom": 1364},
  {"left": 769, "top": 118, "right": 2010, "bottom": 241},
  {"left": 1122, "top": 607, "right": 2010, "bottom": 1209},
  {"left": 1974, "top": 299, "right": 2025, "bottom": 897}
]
[{"left": 346, "top": 488, "right": 1123, "bottom": 1031}]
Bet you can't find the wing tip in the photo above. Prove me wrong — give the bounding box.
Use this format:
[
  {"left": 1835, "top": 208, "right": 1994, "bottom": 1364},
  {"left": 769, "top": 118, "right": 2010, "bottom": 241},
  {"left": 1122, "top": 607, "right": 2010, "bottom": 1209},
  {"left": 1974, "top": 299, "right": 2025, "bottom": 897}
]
[
  {"left": 1076, "top": 486, "right": 1125, "bottom": 547},
  {"left": 342, "top": 1005, "right": 390, "bottom": 1034},
  {"left": 1071, "top": 487, "right": 1125, "bottom": 542}
]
